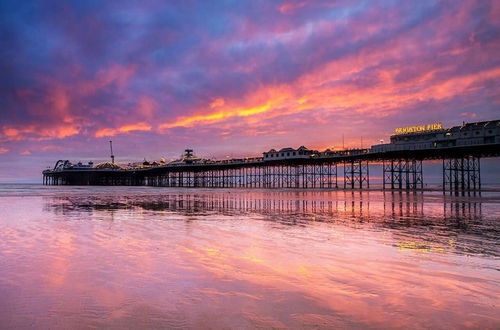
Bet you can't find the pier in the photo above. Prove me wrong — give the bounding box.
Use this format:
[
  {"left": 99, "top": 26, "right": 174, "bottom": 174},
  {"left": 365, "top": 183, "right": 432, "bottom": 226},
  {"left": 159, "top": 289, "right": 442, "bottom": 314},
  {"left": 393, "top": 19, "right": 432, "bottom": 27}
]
[
  {"left": 43, "top": 144, "right": 499, "bottom": 193},
  {"left": 43, "top": 120, "right": 500, "bottom": 193}
]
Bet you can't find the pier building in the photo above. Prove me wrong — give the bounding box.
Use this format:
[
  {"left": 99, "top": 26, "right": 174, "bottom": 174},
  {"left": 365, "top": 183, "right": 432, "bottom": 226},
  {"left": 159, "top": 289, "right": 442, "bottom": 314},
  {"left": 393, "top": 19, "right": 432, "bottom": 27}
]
[{"left": 263, "top": 146, "right": 316, "bottom": 160}]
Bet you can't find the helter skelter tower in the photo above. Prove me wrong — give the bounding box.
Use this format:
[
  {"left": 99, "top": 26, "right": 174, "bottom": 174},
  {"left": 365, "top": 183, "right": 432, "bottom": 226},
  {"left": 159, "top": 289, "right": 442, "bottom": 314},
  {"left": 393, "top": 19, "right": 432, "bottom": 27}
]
[{"left": 109, "top": 140, "right": 115, "bottom": 164}]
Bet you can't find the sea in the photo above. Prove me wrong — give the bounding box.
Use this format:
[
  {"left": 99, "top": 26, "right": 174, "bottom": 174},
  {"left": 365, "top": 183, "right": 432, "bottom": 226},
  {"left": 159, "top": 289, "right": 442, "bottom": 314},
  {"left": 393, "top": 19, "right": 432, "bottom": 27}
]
[{"left": 0, "top": 184, "right": 499, "bottom": 329}]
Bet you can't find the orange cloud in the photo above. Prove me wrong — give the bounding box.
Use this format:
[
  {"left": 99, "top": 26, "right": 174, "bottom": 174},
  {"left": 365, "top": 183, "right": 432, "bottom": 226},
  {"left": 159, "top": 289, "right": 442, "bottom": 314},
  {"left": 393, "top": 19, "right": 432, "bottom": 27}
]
[
  {"left": 95, "top": 122, "right": 152, "bottom": 137},
  {"left": 0, "top": 147, "right": 9, "bottom": 154},
  {"left": 159, "top": 85, "right": 292, "bottom": 131},
  {"left": 157, "top": 35, "right": 500, "bottom": 136},
  {"left": 1, "top": 125, "right": 79, "bottom": 141},
  {"left": 159, "top": 102, "right": 274, "bottom": 130}
]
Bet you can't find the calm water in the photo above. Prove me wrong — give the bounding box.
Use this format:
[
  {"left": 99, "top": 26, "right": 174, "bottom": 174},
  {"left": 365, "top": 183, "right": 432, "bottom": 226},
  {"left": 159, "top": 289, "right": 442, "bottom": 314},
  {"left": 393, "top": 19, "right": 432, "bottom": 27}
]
[{"left": 0, "top": 185, "right": 499, "bottom": 329}]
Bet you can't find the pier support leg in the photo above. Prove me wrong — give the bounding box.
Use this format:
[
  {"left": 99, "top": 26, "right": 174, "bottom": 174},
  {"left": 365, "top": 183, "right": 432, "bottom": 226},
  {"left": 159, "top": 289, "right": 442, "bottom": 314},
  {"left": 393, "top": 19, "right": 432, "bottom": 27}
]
[
  {"left": 383, "top": 159, "right": 423, "bottom": 190},
  {"left": 344, "top": 160, "right": 369, "bottom": 189},
  {"left": 443, "top": 156, "right": 481, "bottom": 194}
]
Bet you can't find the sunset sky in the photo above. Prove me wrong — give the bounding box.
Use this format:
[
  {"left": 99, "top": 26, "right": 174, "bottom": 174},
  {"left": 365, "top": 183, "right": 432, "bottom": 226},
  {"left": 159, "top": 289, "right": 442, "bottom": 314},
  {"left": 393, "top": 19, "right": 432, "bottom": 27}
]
[{"left": 1, "top": 0, "right": 499, "bottom": 182}]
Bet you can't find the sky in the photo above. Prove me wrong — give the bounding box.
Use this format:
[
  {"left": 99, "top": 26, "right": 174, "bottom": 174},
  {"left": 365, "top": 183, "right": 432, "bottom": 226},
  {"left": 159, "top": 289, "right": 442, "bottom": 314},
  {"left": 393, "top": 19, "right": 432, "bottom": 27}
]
[{"left": 0, "top": 0, "right": 499, "bottom": 182}]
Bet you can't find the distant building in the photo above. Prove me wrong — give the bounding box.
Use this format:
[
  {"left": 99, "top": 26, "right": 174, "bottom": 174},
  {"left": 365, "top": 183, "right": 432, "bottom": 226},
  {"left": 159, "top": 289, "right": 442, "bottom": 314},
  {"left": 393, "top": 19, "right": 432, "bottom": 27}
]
[
  {"left": 263, "top": 146, "right": 317, "bottom": 160},
  {"left": 435, "top": 120, "right": 500, "bottom": 148},
  {"left": 371, "top": 120, "right": 500, "bottom": 153}
]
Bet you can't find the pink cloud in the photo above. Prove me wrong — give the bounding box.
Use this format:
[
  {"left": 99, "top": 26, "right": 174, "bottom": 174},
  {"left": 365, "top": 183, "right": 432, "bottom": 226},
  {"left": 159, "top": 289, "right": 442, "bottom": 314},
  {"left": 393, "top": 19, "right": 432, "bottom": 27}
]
[{"left": 279, "top": 2, "right": 307, "bottom": 14}]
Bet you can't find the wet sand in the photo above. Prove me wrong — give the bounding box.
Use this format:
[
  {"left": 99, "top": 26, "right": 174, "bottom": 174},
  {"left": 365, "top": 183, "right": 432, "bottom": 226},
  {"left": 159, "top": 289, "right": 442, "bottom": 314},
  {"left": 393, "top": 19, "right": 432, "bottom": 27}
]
[{"left": 0, "top": 186, "right": 499, "bottom": 329}]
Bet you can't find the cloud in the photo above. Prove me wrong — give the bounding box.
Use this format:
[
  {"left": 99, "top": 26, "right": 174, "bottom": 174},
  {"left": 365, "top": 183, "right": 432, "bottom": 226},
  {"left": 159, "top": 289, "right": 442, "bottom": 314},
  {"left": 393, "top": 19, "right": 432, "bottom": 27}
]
[
  {"left": 210, "top": 97, "right": 225, "bottom": 109},
  {"left": 460, "top": 112, "right": 478, "bottom": 118},
  {"left": 0, "top": 0, "right": 499, "bottom": 180},
  {"left": 0, "top": 125, "right": 79, "bottom": 141},
  {"left": 279, "top": 1, "right": 307, "bottom": 14},
  {"left": 95, "top": 122, "right": 152, "bottom": 138}
]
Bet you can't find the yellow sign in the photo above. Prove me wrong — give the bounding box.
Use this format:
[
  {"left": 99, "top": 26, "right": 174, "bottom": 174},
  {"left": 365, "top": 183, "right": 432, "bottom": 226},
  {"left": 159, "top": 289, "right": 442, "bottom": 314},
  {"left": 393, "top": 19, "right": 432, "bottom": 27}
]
[{"left": 395, "top": 123, "right": 443, "bottom": 135}]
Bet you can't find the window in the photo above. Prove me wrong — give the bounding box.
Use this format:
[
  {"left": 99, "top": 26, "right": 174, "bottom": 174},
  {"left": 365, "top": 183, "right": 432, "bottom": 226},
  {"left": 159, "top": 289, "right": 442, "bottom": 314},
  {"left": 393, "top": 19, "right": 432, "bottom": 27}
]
[
  {"left": 281, "top": 153, "right": 284, "bottom": 156},
  {"left": 287, "top": 152, "right": 290, "bottom": 156},
  {"left": 475, "top": 131, "right": 480, "bottom": 135},
  {"left": 293, "top": 152, "right": 296, "bottom": 156},
  {"left": 488, "top": 130, "right": 493, "bottom": 134},
  {"left": 464, "top": 133, "right": 467, "bottom": 136}
]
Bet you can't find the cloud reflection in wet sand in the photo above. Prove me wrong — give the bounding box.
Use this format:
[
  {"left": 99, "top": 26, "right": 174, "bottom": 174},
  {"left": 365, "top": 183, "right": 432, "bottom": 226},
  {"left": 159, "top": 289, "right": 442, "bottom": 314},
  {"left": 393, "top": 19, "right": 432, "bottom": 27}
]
[{"left": 0, "top": 187, "right": 499, "bottom": 329}]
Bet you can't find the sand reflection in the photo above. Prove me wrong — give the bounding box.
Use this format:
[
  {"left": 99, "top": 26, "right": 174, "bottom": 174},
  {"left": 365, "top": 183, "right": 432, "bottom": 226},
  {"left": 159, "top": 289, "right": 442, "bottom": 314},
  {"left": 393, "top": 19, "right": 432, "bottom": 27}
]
[{"left": 0, "top": 188, "right": 498, "bottom": 328}]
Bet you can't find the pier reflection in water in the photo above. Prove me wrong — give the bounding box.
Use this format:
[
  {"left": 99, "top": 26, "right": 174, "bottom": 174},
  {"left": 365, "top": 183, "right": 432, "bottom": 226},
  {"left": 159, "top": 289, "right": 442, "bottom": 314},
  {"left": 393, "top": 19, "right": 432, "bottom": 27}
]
[
  {"left": 1, "top": 186, "right": 499, "bottom": 329},
  {"left": 46, "top": 190, "right": 496, "bottom": 256}
]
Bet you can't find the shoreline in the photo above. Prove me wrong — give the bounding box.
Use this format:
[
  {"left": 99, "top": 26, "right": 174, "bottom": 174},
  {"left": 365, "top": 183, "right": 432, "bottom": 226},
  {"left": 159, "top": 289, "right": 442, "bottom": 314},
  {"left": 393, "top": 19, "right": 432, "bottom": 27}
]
[{"left": 2, "top": 182, "right": 500, "bottom": 192}]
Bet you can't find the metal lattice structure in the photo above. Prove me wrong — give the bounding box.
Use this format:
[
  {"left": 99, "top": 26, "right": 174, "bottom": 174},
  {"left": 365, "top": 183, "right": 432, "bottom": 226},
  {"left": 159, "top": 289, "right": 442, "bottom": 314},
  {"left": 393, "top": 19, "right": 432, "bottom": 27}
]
[
  {"left": 443, "top": 156, "right": 481, "bottom": 192},
  {"left": 383, "top": 159, "right": 423, "bottom": 190},
  {"left": 78, "top": 163, "right": 339, "bottom": 189},
  {"left": 343, "top": 160, "right": 369, "bottom": 189}
]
